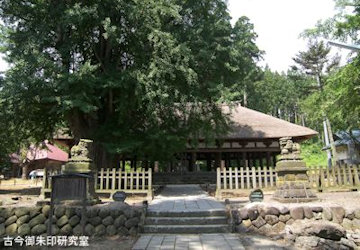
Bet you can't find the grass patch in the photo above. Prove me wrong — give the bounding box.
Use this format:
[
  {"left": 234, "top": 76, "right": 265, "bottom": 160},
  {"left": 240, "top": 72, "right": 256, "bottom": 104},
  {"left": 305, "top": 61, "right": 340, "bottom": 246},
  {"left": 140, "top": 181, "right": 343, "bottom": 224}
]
[{"left": 301, "top": 140, "right": 328, "bottom": 167}]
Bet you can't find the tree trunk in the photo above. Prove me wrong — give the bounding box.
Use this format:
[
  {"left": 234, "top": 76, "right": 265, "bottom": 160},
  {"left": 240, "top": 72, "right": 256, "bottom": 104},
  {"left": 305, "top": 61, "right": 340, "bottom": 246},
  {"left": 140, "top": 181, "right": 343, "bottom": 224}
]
[{"left": 325, "top": 117, "right": 337, "bottom": 165}]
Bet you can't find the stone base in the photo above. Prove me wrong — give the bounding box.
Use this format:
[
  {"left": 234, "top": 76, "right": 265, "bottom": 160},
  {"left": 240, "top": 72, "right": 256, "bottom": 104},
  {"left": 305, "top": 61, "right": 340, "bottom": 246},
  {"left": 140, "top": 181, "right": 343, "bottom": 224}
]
[{"left": 273, "top": 183, "right": 318, "bottom": 203}]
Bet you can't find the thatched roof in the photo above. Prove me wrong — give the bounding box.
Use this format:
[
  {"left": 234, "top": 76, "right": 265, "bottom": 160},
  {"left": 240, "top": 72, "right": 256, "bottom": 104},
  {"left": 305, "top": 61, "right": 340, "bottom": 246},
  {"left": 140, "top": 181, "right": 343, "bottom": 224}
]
[{"left": 222, "top": 105, "right": 318, "bottom": 141}]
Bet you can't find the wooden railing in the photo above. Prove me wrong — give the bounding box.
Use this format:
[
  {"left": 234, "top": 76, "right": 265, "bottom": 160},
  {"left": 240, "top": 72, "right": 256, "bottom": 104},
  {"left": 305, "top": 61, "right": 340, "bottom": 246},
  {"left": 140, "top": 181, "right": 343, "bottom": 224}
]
[
  {"left": 216, "top": 166, "right": 277, "bottom": 198},
  {"left": 95, "top": 168, "right": 153, "bottom": 199},
  {"left": 307, "top": 164, "right": 360, "bottom": 191},
  {"left": 215, "top": 164, "right": 360, "bottom": 198},
  {"left": 41, "top": 168, "right": 153, "bottom": 200}
]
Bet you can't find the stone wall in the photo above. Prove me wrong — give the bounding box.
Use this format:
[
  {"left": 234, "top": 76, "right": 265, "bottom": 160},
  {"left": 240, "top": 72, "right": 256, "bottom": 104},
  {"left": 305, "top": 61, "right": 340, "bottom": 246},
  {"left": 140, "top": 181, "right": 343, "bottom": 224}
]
[
  {"left": 231, "top": 204, "right": 360, "bottom": 249},
  {"left": 0, "top": 202, "right": 144, "bottom": 239}
]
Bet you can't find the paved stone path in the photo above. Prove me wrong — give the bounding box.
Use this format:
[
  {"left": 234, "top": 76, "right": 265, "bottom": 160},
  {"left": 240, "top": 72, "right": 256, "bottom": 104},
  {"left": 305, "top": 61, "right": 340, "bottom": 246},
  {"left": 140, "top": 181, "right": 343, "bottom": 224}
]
[
  {"left": 148, "top": 185, "right": 225, "bottom": 212},
  {"left": 132, "top": 233, "right": 290, "bottom": 250},
  {"left": 133, "top": 185, "right": 290, "bottom": 250}
]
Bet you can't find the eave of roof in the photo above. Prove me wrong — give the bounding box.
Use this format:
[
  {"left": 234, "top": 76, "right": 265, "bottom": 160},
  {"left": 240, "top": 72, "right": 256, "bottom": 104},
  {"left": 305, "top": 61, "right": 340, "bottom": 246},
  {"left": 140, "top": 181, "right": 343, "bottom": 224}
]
[{"left": 221, "top": 105, "right": 318, "bottom": 141}]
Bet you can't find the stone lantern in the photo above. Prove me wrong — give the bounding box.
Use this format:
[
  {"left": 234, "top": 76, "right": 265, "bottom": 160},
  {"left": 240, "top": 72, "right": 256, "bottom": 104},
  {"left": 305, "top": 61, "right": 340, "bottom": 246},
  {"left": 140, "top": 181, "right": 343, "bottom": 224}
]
[
  {"left": 63, "top": 139, "right": 99, "bottom": 203},
  {"left": 273, "top": 137, "right": 317, "bottom": 202}
]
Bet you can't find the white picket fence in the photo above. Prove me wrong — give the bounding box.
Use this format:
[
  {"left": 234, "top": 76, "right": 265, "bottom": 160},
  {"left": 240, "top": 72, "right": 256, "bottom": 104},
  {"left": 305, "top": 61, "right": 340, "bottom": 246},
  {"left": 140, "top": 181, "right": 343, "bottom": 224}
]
[
  {"left": 42, "top": 168, "right": 153, "bottom": 200},
  {"left": 216, "top": 166, "right": 277, "bottom": 198}
]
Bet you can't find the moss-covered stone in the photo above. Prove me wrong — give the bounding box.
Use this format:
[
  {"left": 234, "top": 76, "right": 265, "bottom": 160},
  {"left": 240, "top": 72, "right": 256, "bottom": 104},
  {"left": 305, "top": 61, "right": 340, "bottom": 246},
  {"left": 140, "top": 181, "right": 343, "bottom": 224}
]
[
  {"left": 86, "top": 208, "right": 98, "bottom": 218},
  {"left": 102, "top": 215, "right": 114, "bottom": 226},
  {"left": 0, "top": 223, "right": 5, "bottom": 236},
  {"left": 125, "top": 217, "right": 139, "bottom": 229},
  {"left": 1, "top": 208, "right": 14, "bottom": 218},
  {"left": 114, "top": 215, "right": 126, "bottom": 227},
  {"left": 94, "top": 224, "right": 106, "bottom": 236},
  {"left": 51, "top": 224, "right": 60, "bottom": 235},
  {"left": 106, "top": 225, "right": 117, "bottom": 236},
  {"left": 5, "top": 215, "right": 18, "bottom": 226},
  {"left": 60, "top": 224, "right": 72, "bottom": 235},
  {"left": 129, "top": 226, "right": 137, "bottom": 236},
  {"left": 117, "top": 226, "right": 129, "bottom": 236},
  {"left": 29, "top": 207, "right": 41, "bottom": 218},
  {"left": 65, "top": 207, "right": 76, "bottom": 218},
  {"left": 16, "top": 215, "right": 30, "bottom": 226},
  {"left": 31, "top": 224, "right": 47, "bottom": 235},
  {"left": 85, "top": 224, "right": 95, "bottom": 235},
  {"left": 98, "top": 209, "right": 110, "bottom": 218},
  {"left": 111, "top": 209, "right": 123, "bottom": 218},
  {"left": 42, "top": 205, "right": 51, "bottom": 217},
  {"left": 69, "top": 215, "right": 80, "bottom": 227},
  {"left": 54, "top": 206, "right": 66, "bottom": 218},
  {"left": 6, "top": 223, "right": 18, "bottom": 235},
  {"left": 57, "top": 215, "right": 69, "bottom": 227},
  {"left": 89, "top": 216, "right": 102, "bottom": 226},
  {"left": 15, "top": 207, "right": 30, "bottom": 218},
  {"left": 18, "top": 224, "right": 31, "bottom": 236},
  {"left": 29, "top": 214, "right": 46, "bottom": 228},
  {"left": 73, "top": 224, "right": 83, "bottom": 235},
  {"left": 0, "top": 217, "right": 4, "bottom": 224}
]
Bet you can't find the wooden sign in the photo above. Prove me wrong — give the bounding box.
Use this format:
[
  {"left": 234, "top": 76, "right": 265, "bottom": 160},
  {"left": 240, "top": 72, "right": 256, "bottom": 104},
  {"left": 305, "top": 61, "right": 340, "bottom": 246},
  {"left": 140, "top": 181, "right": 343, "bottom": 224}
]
[
  {"left": 112, "top": 191, "right": 126, "bottom": 202},
  {"left": 51, "top": 174, "right": 88, "bottom": 202},
  {"left": 249, "top": 189, "right": 264, "bottom": 202}
]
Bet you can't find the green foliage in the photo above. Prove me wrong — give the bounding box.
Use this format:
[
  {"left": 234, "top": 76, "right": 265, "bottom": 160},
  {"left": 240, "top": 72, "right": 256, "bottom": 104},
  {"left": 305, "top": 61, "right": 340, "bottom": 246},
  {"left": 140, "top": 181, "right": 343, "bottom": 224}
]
[
  {"left": 0, "top": 0, "right": 261, "bottom": 165},
  {"left": 323, "top": 56, "right": 360, "bottom": 130},
  {"left": 302, "top": 0, "right": 360, "bottom": 42},
  {"left": 301, "top": 140, "right": 328, "bottom": 167}
]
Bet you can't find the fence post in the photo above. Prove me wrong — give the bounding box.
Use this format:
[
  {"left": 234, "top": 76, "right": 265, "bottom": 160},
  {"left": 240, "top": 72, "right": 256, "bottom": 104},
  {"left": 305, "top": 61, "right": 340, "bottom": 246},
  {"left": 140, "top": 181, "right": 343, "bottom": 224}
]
[
  {"left": 240, "top": 167, "right": 244, "bottom": 189},
  {"left": 112, "top": 168, "right": 116, "bottom": 191},
  {"left": 343, "top": 164, "right": 348, "bottom": 186},
  {"left": 246, "top": 166, "right": 250, "bottom": 189},
  {"left": 257, "top": 167, "right": 262, "bottom": 188},
  {"left": 229, "top": 167, "right": 233, "bottom": 189},
  {"left": 336, "top": 165, "right": 342, "bottom": 186},
  {"left": 142, "top": 169, "right": 145, "bottom": 190},
  {"left": 105, "top": 168, "right": 110, "bottom": 190},
  {"left": 216, "top": 168, "right": 221, "bottom": 199},
  {"left": 234, "top": 167, "right": 239, "bottom": 189},
  {"left": 326, "top": 168, "right": 331, "bottom": 188},
  {"left": 353, "top": 165, "right": 360, "bottom": 187},
  {"left": 264, "top": 166, "right": 268, "bottom": 188},
  {"left": 251, "top": 166, "right": 256, "bottom": 189},
  {"left": 223, "top": 168, "right": 227, "bottom": 190},
  {"left": 331, "top": 166, "right": 336, "bottom": 187},
  {"left": 348, "top": 165, "right": 354, "bottom": 187},
  {"left": 269, "top": 167, "right": 274, "bottom": 187}
]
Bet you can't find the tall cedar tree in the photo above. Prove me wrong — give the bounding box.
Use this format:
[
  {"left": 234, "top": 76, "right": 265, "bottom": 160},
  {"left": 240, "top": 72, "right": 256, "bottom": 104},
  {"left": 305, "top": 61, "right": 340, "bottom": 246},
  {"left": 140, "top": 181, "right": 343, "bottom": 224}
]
[{"left": 0, "top": 0, "right": 261, "bottom": 168}]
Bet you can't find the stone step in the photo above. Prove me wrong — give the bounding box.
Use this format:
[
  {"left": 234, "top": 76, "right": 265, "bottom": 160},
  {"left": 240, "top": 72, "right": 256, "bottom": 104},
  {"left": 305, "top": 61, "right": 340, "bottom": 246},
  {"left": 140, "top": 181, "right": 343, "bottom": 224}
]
[
  {"left": 146, "top": 209, "right": 226, "bottom": 217},
  {"left": 145, "top": 216, "right": 228, "bottom": 225},
  {"left": 143, "top": 224, "right": 231, "bottom": 234}
]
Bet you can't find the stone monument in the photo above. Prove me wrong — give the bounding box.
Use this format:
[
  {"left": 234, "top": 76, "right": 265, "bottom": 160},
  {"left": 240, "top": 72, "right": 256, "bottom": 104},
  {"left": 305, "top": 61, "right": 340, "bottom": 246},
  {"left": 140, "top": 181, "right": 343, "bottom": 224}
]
[
  {"left": 273, "top": 137, "right": 317, "bottom": 202},
  {"left": 63, "top": 139, "right": 99, "bottom": 203}
]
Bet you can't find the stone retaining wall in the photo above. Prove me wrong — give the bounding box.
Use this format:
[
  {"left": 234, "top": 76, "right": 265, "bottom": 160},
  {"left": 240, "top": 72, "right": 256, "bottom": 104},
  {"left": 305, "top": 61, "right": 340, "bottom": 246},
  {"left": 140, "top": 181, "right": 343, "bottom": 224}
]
[
  {"left": 231, "top": 204, "right": 360, "bottom": 249},
  {"left": 0, "top": 202, "right": 144, "bottom": 238}
]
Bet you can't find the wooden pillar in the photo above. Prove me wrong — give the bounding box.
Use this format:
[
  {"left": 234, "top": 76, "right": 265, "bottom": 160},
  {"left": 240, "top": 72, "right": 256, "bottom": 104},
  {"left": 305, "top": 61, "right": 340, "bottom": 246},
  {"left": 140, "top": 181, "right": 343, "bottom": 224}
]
[
  {"left": 266, "top": 152, "right": 271, "bottom": 167},
  {"left": 242, "top": 152, "right": 248, "bottom": 168},
  {"left": 215, "top": 152, "right": 221, "bottom": 169},
  {"left": 221, "top": 160, "right": 225, "bottom": 170},
  {"left": 260, "top": 153, "right": 264, "bottom": 167},
  {"left": 189, "top": 152, "right": 196, "bottom": 172},
  {"left": 154, "top": 161, "right": 159, "bottom": 173},
  {"left": 206, "top": 153, "right": 212, "bottom": 171},
  {"left": 236, "top": 153, "right": 241, "bottom": 167}
]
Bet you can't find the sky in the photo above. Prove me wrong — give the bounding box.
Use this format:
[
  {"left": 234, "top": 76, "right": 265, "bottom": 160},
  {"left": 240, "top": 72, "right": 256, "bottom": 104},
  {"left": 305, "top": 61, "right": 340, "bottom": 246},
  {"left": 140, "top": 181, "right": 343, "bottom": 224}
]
[{"left": 228, "top": 0, "right": 341, "bottom": 73}]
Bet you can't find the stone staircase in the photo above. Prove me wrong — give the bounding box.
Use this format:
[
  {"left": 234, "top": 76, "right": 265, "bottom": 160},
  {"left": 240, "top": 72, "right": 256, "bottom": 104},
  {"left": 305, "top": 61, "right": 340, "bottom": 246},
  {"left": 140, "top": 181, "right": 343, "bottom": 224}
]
[{"left": 143, "top": 209, "right": 231, "bottom": 234}]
